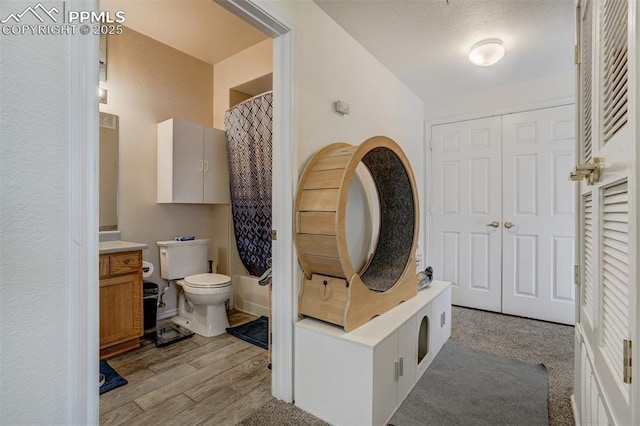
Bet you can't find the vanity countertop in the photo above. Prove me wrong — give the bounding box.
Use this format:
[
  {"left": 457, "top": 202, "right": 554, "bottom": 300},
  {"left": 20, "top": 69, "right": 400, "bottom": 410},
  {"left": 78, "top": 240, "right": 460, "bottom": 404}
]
[{"left": 99, "top": 240, "right": 148, "bottom": 254}]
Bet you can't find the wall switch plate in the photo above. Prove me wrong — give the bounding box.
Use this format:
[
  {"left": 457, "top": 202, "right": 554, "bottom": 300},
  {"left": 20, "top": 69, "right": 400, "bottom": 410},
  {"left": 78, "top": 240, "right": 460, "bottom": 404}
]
[{"left": 334, "top": 100, "right": 350, "bottom": 115}]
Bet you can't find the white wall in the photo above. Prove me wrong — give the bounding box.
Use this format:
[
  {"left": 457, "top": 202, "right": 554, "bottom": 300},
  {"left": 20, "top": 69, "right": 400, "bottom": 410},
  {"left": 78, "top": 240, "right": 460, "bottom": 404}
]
[
  {"left": 0, "top": 2, "right": 75, "bottom": 423},
  {"left": 424, "top": 71, "right": 574, "bottom": 121},
  {"left": 258, "top": 0, "right": 426, "bottom": 281},
  {"left": 213, "top": 39, "right": 273, "bottom": 129}
]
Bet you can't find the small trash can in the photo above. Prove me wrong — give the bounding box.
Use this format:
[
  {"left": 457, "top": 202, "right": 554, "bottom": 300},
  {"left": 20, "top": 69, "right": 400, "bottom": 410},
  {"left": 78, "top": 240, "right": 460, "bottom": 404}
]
[{"left": 143, "top": 281, "right": 159, "bottom": 334}]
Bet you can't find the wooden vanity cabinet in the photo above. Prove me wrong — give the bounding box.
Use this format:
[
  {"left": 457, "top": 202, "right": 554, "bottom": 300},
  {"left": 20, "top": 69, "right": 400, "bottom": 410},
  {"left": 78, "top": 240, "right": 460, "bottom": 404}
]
[{"left": 99, "top": 250, "right": 143, "bottom": 359}]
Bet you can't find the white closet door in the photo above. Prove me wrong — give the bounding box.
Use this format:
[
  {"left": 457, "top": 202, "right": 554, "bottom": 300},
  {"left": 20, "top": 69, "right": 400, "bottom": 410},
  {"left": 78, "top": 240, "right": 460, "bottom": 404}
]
[
  {"left": 431, "top": 117, "right": 502, "bottom": 312},
  {"left": 501, "top": 105, "right": 576, "bottom": 325}
]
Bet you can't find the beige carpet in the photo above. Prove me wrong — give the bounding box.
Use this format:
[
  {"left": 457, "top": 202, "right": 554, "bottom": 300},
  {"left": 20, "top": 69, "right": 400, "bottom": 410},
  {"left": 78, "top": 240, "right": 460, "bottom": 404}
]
[{"left": 239, "top": 306, "right": 574, "bottom": 425}]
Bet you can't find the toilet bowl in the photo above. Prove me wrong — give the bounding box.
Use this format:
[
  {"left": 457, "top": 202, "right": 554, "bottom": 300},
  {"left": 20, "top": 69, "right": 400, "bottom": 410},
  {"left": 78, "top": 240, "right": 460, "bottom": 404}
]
[
  {"left": 172, "top": 273, "right": 232, "bottom": 337},
  {"left": 156, "top": 239, "right": 232, "bottom": 338}
]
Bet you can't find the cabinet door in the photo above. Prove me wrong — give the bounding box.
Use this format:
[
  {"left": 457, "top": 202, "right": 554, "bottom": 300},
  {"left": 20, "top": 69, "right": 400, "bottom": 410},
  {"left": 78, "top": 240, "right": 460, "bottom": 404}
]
[
  {"left": 203, "top": 127, "right": 230, "bottom": 204},
  {"left": 373, "top": 332, "right": 399, "bottom": 426},
  {"left": 172, "top": 119, "right": 204, "bottom": 203},
  {"left": 397, "top": 318, "right": 417, "bottom": 403},
  {"left": 100, "top": 273, "right": 143, "bottom": 347},
  {"left": 432, "top": 285, "right": 452, "bottom": 354},
  {"left": 373, "top": 321, "right": 418, "bottom": 424}
]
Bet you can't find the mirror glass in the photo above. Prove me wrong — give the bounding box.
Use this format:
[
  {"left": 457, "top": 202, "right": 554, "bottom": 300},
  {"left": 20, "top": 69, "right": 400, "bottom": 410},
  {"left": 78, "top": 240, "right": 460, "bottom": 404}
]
[{"left": 99, "top": 112, "right": 119, "bottom": 231}]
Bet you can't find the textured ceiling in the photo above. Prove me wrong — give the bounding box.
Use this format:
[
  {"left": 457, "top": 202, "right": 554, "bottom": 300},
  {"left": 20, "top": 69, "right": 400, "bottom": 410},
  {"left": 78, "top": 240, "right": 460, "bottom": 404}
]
[
  {"left": 101, "top": 0, "right": 574, "bottom": 102},
  {"left": 101, "top": 0, "right": 268, "bottom": 65},
  {"left": 314, "top": 0, "right": 575, "bottom": 102}
]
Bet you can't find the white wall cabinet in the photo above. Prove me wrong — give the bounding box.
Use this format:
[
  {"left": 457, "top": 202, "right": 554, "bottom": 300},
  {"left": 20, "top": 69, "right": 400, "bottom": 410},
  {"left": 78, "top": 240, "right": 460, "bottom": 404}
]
[
  {"left": 432, "top": 282, "right": 451, "bottom": 352},
  {"left": 157, "top": 118, "right": 230, "bottom": 204},
  {"left": 295, "top": 281, "right": 451, "bottom": 426}
]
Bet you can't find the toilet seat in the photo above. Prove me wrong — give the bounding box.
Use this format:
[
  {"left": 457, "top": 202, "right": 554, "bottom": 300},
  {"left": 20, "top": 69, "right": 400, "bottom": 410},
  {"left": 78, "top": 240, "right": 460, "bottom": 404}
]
[{"left": 182, "top": 273, "right": 231, "bottom": 288}]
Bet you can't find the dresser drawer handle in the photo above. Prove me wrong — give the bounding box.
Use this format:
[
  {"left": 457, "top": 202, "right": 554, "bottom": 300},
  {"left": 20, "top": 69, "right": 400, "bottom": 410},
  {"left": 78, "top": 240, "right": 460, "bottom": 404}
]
[{"left": 123, "top": 259, "right": 130, "bottom": 264}]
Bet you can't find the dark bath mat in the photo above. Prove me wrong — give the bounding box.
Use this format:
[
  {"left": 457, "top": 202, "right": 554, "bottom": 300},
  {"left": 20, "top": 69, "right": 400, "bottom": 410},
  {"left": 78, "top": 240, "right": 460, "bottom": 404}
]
[
  {"left": 226, "top": 316, "right": 268, "bottom": 349},
  {"left": 99, "top": 360, "right": 128, "bottom": 395}
]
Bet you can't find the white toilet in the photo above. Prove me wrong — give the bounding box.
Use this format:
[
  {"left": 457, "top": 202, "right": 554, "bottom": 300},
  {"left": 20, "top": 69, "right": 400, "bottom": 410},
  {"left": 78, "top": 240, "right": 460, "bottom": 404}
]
[{"left": 156, "top": 239, "right": 232, "bottom": 337}]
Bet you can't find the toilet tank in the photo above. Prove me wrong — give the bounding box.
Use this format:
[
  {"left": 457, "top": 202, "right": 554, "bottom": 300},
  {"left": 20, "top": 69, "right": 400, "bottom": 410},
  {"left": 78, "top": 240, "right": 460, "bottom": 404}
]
[{"left": 156, "top": 239, "right": 210, "bottom": 280}]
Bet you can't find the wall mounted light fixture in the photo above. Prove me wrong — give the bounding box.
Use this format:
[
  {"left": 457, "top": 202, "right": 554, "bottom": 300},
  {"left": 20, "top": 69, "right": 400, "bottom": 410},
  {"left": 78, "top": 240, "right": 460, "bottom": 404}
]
[{"left": 468, "top": 38, "right": 505, "bottom": 66}]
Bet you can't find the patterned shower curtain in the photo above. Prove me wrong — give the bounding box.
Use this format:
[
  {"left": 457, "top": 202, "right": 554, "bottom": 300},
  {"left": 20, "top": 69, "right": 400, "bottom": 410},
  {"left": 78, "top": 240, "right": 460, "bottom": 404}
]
[{"left": 224, "top": 91, "right": 273, "bottom": 277}]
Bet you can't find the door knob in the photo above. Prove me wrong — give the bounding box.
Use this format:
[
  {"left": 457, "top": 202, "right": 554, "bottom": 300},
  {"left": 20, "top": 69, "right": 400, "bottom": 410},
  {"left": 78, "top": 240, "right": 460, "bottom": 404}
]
[
  {"left": 486, "top": 221, "right": 500, "bottom": 228},
  {"left": 504, "top": 221, "right": 515, "bottom": 229},
  {"left": 569, "top": 157, "right": 602, "bottom": 185}
]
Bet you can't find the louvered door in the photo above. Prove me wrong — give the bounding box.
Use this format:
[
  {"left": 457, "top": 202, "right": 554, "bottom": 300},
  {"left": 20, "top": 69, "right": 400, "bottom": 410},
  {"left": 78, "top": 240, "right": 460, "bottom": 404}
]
[
  {"left": 601, "top": 181, "right": 629, "bottom": 384},
  {"left": 575, "top": 0, "right": 637, "bottom": 424},
  {"left": 581, "top": 0, "right": 594, "bottom": 163},
  {"left": 581, "top": 192, "right": 595, "bottom": 326}
]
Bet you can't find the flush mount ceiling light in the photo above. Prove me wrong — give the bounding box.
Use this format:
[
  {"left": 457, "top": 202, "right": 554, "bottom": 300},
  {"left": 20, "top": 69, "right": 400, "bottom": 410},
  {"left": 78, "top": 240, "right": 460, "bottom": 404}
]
[{"left": 468, "top": 38, "right": 505, "bottom": 66}]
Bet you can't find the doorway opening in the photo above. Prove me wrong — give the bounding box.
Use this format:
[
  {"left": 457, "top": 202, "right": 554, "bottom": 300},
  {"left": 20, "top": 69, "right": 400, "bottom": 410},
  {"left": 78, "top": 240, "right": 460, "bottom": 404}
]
[{"left": 82, "top": 1, "right": 295, "bottom": 422}]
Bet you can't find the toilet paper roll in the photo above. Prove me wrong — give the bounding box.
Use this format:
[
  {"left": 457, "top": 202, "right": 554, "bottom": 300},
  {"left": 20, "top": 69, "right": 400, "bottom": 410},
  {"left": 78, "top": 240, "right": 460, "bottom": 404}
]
[{"left": 142, "top": 261, "right": 154, "bottom": 278}]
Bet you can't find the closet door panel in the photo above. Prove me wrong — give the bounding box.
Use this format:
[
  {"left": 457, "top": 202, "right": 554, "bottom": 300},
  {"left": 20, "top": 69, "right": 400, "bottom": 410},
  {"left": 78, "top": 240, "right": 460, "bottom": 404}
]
[
  {"left": 431, "top": 117, "right": 502, "bottom": 312},
  {"left": 502, "top": 105, "right": 576, "bottom": 325}
]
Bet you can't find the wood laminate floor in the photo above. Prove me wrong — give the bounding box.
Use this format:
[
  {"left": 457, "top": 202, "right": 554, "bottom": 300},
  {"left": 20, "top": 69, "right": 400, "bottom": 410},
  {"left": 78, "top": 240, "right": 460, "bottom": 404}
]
[{"left": 100, "top": 311, "right": 272, "bottom": 426}]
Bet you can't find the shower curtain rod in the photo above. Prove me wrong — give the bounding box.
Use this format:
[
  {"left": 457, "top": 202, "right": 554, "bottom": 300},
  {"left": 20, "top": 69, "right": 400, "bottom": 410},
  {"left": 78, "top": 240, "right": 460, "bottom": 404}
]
[{"left": 226, "top": 90, "right": 274, "bottom": 112}]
